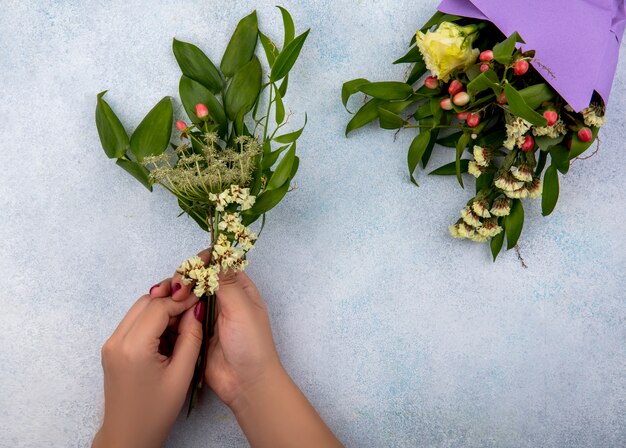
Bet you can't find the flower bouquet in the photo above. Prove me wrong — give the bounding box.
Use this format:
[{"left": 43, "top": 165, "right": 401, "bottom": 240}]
[
  {"left": 342, "top": 0, "right": 625, "bottom": 260},
  {"left": 94, "top": 7, "right": 308, "bottom": 412}
]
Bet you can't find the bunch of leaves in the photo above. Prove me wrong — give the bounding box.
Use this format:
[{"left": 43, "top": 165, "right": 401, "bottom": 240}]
[
  {"left": 342, "top": 12, "right": 602, "bottom": 260},
  {"left": 95, "top": 6, "right": 309, "bottom": 231}
]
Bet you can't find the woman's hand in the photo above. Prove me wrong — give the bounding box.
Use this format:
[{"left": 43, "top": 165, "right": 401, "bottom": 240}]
[
  {"left": 93, "top": 278, "right": 203, "bottom": 448},
  {"left": 168, "top": 254, "right": 342, "bottom": 448}
]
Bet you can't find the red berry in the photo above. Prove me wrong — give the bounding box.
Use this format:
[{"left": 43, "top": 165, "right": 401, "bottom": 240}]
[
  {"left": 452, "top": 92, "right": 470, "bottom": 106},
  {"left": 448, "top": 80, "right": 464, "bottom": 95},
  {"left": 480, "top": 64, "right": 489, "bottom": 72},
  {"left": 521, "top": 135, "right": 535, "bottom": 152},
  {"left": 439, "top": 98, "right": 453, "bottom": 110},
  {"left": 424, "top": 76, "right": 438, "bottom": 90},
  {"left": 543, "top": 110, "right": 558, "bottom": 126},
  {"left": 195, "top": 103, "right": 209, "bottom": 119},
  {"left": 578, "top": 127, "right": 593, "bottom": 142},
  {"left": 456, "top": 111, "right": 469, "bottom": 121},
  {"left": 496, "top": 91, "right": 507, "bottom": 105},
  {"left": 479, "top": 50, "right": 494, "bottom": 62},
  {"left": 175, "top": 120, "right": 187, "bottom": 132},
  {"left": 513, "top": 59, "right": 529, "bottom": 76},
  {"left": 466, "top": 112, "right": 481, "bottom": 128}
]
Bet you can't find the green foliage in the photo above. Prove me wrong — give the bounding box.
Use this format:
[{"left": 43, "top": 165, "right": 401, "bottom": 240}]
[
  {"left": 95, "top": 91, "right": 129, "bottom": 159},
  {"left": 129, "top": 97, "right": 173, "bottom": 161}
]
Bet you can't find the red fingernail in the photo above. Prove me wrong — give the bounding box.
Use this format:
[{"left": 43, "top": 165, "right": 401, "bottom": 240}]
[
  {"left": 172, "top": 283, "right": 181, "bottom": 294},
  {"left": 194, "top": 301, "right": 205, "bottom": 322},
  {"left": 149, "top": 284, "right": 159, "bottom": 296}
]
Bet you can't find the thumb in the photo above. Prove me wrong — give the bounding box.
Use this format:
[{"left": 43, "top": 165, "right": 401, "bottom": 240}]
[
  {"left": 168, "top": 301, "right": 204, "bottom": 383},
  {"left": 215, "top": 271, "right": 255, "bottom": 318}
]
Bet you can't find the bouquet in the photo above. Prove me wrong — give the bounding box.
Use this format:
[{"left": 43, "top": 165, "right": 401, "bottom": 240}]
[
  {"left": 94, "top": 7, "right": 309, "bottom": 412},
  {"left": 342, "top": 0, "right": 625, "bottom": 260}
]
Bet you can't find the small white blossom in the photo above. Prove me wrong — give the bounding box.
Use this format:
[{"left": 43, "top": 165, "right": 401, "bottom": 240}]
[
  {"left": 491, "top": 197, "right": 512, "bottom": 217},
  {"left": 468, "top": 161, "right": 485, "bottom": 178},
  {"left": 495, "top": 173, "right": 524, "bottom": 192},
  {"left": 461, "top": 206, "right": 482, "bottom": 228},
  {"left": 503, "top": 114, "right": 532, "bottom": 150},
  {"left": 528, "top": 177, "right": 542, "bottom": 199},
  {"left": 581, "top": 104, "right": 606, "bottom": 127},
  {"left": 472, "top": 145, "right": 492, "bottom": 167},
  {"left": 510, "top": 165, "right": 533, "bottom": 183},
  {"left": 505, "top": 187, "right": 529, "bottom": 199}
]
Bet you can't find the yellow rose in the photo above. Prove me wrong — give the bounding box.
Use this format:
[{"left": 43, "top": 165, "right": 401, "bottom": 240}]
[{"left": 415, "top": 22, "right": 479, "bottom": 82}]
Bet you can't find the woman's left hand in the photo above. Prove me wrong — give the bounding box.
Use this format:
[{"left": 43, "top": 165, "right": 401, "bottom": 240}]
[{"left": 93, "top": 277, "right": 204, "bottom": 448}]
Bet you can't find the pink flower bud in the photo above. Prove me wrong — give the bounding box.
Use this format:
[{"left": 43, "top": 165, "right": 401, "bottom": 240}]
[
  {"left": 176, "top": 120, "right": 187, "bottom": 132},
  {"left": 456, "top": 111, "right": 469, "bottom": 121},
  {"left": 466, "top": 112, "right": 481, "bottom": 128},
  {"left": 578, "top": 127, "right": 593, "bottom": 142},
  {"left": 521, "top": 135, "right": 535, "bottom": 152},
  {"left": 424, "top": 76, "right": 438, "bottom": 89},
  {"left": 195, "top": 103, "right": 209, "bottom": 119},
  {"left": 452, "top": 91, "right": 470, "bottom": 107},
  {"left": 448, "top": 80, "right": 464, "bottom": 95},
  {"left": 543, "top": 110, "right": 558, "bottom": 126},
  {"left": 439, "top": 98, "right": 453, "bottom": 111},
  {"left": 480, "top": 64, "right": 489, "bottom": 72},
  {"left": 479, "top": 50, "right": 494, "bottom": 62},
  {"left": 513, "top": 59, "right": 529, "bottom": 76},
  {"left": 496, "top": 91, "right": 507, "bottom": 105}
]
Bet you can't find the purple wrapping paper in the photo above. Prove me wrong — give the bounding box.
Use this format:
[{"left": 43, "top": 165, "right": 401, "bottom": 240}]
[{"left": 437, "top": 0, "right": 626, "bottom": 111}]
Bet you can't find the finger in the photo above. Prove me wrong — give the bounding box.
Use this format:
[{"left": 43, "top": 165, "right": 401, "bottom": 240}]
[
  {"left": 128, "top": 294, "right": 199, "bottom": 342},
  {"left": 149, "top": 278, "right": 172, "bottom": 298},
  {"left": 168, "top": 301, "right": 204, "bottom": 383},
  {"left": 215, "top": 271, "right": 258, "bottom": 318},
  {"left": 170, "top": 248, "right": 213, "bottom": 301},
  {"left": 112, "top": 295, "right": 151, "bottom": 337},
  {"left": 235, "top": 272, "right": 267, "bottom": 310}
]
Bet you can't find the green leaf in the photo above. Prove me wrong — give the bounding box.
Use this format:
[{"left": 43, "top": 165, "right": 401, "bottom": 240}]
[
  {"left": 380, "top": 99, "right": 414, "bottom": 114},
  {"left": 407, "top": 131, "right": 431, "bottom": 185},
  {"left": 179, "top": 76, "right": 226, "bottom": 125},
  {"left": 436, "top": 131, "right": 462, "bottom": 147},
  {"left": 518, "top": 83, "right": 555, "bottom": 109},
  {"left": 178, "top": 197, "right": 209, "bottom": 231},
  {"left": 550, "top": 145, "right": 570, "bottom": 174},
  {"left": 455, "top": 131, "right": 471, "bottom": 188},
  {"left": 407, "top": 61, "right": 428, "bottom": 85},
  {"left": 414, "top": 101, "right": 433, "bottom": 121},
  {"left": 345, "top": 99, "right": 381, "bottom": 135},
  {"left": 569, "top": 126, "right": 599, "bottom": 159},
  {"left": 290, "top": 155, "right": 300, "bottom": 179},
  {"left": 267, "top": 144, "right": 296, "bottom": 190},
  {"left": 342, "top": 78, "right": 370, "bottom": 112},
  {"left": 220, "top": 10, "right": 258, "bottom": 77},
  {"left": 278, "top": 75, "right": 289, "bottom": 98},
  {"left": 492, "top": 31, "right": 525, "bottom": 65},
  {"left": 274, "top": 113, "right": 307, "bottom": 143},
  {"left": 476, "top": 171, "right": 494, "bottom": 193},
  {"left": 428, "top": 159, "right": 470, "bottom": 175},
  {"left": 419, "top": 115, "right": 440, "bottom": 168},
  {"left": 259, "top": 31, "right": 279, "bottom": 67},
  {"left": 393, "top": 45, "right": 422, "bottom": 64},
  {"left": 476, "top": 130, "right": 506, "bottom": 148},
  {"left": 505, "top": 199, "right": 524, "bottom": 249},
  {"left": 270, "top": 29, "right": 310, "bottom": 82},
  {"left": 418, "top": 12, "right": 461, "bottom": 33},
  {"left": 224, "top": 57, "right": 262, "bottom": 120},
  {"left": 358, "top": 81, "right": 413, "bottom": 100},
  {"left": 378, "top": 107, "right": 405, "bottom": 129},
  {"left": 542, "top": 165, "right": 559, "bottom": 216},
  {"left": 274, "top": 87, "right": 285, "bottom": 124},
  {"left": 248, "top": 180, "right": 290, "bottom": 215},
  {"left": 277, "top": 6, "right": 295, "bottom": 47},
  {"left": 535, "top": 135, "right": 564, "bottom": 151},
  {"left": 504, "top": 83, "right": 548, "bottom": 126},
  {"left": 467, "top": 70, "right": 501, "bottom": 94},
  {"left": 491, "top": 223, "right": 505, "bottom": 261},
  {"left": 129, "top": 97, "right": 173, "bottom": 161},
  {"left": 95, "top": 91, "right": 129, "bottom": 158},
  {"left": 261, "top": 144, "right": 290, "bottom": 170},
  {"left": 172, "top": 39, "right": 223, "bottom": 93},
  {"left": 116, "top": 158, "right": 152, "bottom": 191}
]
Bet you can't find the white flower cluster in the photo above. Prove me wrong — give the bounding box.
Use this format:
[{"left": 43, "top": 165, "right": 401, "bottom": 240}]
[
  {"left": 532, "top": 119, "right": 566, "bottom": 138},
  {"left": 450, "top": 200, "right": 504, "bottom": 243},
  {"left": 580, "top": 104, "right": 606, "bottom": 127},
  {"left": 503, "top": 115, "right": 532, "bottom": 150},
  {"left": 176, "top": 185, "right": 258, "bottom": 297},
  {"left": 494, "top": 165, "right": 541, "bottom": 200},
  {"left": 468, "top": 145, "right": 492, "bottom": 178}
]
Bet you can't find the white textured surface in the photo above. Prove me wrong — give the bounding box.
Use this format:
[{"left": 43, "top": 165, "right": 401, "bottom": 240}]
[{"left": 1, "top": 1, "right": 625, "bottom": 446}]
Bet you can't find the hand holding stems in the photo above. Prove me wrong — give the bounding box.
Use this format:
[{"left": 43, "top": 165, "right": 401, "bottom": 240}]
[
  {"left": 169, "top": 249, "right": 343, "bottom": 447},
  {"left": 92, "top": 278, "right": 203, "bottom": 448}
]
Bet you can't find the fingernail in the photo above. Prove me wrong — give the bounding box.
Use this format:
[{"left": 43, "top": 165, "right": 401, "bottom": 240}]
[
  {"left": 194, "top": 301, "right": 205, "bottom": 322},
  {"left": 172, "top": 283, "right": 181, "bottom": 294},
  {"left": 149, "top": 284, "right": 159, "bottom": 296}
]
